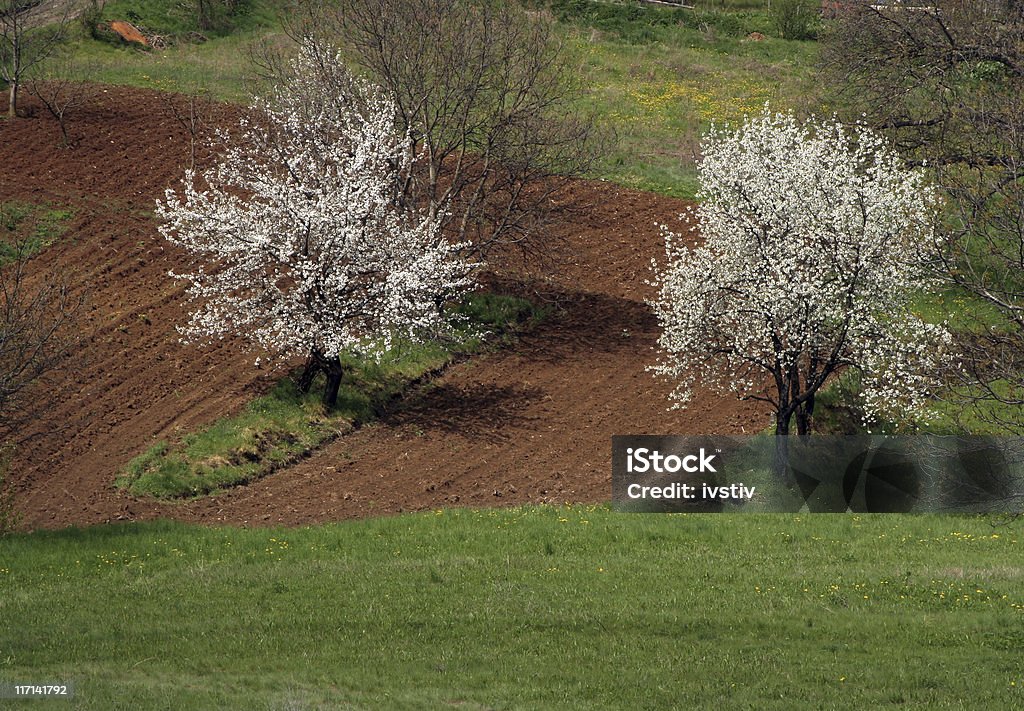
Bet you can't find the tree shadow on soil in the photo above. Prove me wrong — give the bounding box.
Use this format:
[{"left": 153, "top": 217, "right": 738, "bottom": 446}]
[
  {"left": 386, "top": 383, "right": 545, "bottom": 442},
  {"left": 513, "top": 287, "right": 658, "bottom": 364},
  {"left": 381, "top": 287, "right": 659, "bottom": 439}
]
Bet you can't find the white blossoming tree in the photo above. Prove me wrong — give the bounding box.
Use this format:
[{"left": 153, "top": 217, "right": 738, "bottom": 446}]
[
  {"left": 157, "top": 44, "right": 476, "bottom": 407},
  {"left": 650, "top": 109, "right": 950, "bottom": 436}
]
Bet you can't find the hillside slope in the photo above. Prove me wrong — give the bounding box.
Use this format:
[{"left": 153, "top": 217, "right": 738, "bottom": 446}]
[{"left": 1, "top": 86, "right": 764, "bottom": 529}]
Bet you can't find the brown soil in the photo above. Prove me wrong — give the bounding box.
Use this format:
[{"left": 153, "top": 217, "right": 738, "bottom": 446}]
[{"left": 0, "top": 85, "right": 765, "bottom": 530}]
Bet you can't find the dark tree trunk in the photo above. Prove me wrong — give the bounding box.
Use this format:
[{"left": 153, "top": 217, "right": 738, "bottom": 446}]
[
  {"left": 197, "top": 0, "right": 212, "bottom": 30},
  {"left": 322, "top": 359, "right": 344, "bottom": 408},
  {"left": 296, "top": 351, "right": 323, "bottom": 394},
  {"left": 796, "top": 393, "right": 815, "bottom": 436},
  {"left": 773, "top": 430, "right": 792, "bottom": 487},
  {"left": 773, "top": 400, "right": 797, "bottom": 485},
  {"left": 775, "top": 408, "right": 791, "bottom": 437},
  {"left": 297, "top": 350, "right": 345, "bottom": 409}
]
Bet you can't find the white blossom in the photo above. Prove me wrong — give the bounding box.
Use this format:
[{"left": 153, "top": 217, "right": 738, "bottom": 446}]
[
  {"left": 156, "top": 43, "right": 477, "bottom": 386},
  {"left": 649, "top": 108, "right": 951, "bottom": 433}
]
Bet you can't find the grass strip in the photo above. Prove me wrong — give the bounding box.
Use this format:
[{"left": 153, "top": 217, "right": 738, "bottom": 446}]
[
  {"left": 116, "top": 293, "right": 548, "bottom": 498},
  {"left": 0, "top": 201, "right": 74, "bottom": 263}
]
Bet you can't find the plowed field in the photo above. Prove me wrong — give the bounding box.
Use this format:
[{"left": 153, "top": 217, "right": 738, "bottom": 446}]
[{"left": 0, "top": 86, "right": 764, "bottom": 529}]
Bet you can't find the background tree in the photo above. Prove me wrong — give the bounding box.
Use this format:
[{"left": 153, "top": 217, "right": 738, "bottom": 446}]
[
  {"left": 28, "top": 53, "right": 96, "bottom": 146},
  {"left": 157, "top": 44, "right": 476, "bottom": 408},
  {"left": 821, "top": 0, "right": 1024, "bottom": 431},
  {"left": 0, "top": 235, "right": 81, "bottom": 439},
  {"left": 0, "top": 0, "right": 70, "bottom": 117},
  {"left": 649, "top": 109, "right": 949, "bottom": 437},
  {"left": 193, "top": 0, "right": 246, "bottom": 34},
  {"left": 261, "top": 0, "right": 597, "bottom": 263},
  {"left": 770, "top": 0, "right": 818, "bottom": 40},
  {"left": 159, "top": 82, "right": 215, "bottom": 170}
]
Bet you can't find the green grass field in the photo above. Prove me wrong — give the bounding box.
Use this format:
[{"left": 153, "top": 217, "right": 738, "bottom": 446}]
[
  {"left": 0, "top": 201, "right": 74, "bottom": 263},
  {"left": 1, "top": 509, "right": 1021, "bottom": 709},
  {"left": 60, "top": 0, "right": 820, "bottom": 198},
  {"left": 557, "top": 0, "right": 820, "bottom": 195}
]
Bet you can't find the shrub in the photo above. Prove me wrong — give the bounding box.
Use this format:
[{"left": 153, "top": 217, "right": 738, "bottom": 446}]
[{"left": 770, "top": 0, "right": 818, "bottom": 40}]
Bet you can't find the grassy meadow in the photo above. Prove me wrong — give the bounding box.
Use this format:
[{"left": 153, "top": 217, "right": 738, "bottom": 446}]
[
  {"left": 2, "top": 509, "right": 1023, "bottom": 709},
  {"left": 60, "top": 0, "right": 820, "bottom": 198}
]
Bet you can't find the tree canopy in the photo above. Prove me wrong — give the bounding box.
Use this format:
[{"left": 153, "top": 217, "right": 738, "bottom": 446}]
[
  {"left": 650, "top": 109, "right": 950, "bottom": 435},
  {"left": 157, "top": 44, "right": 476, "bottom": 406}
]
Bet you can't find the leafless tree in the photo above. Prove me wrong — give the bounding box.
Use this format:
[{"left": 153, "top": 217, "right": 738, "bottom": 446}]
[
  {"left": 0, "top": 442, "right": 16, "bottom": 533},
  {"left": 822, "top": 0, "right": 1024, "bottom": 430},
  {"left": 160, "top": 84, "right": 215, "bottom": 170},
  {"left": 0, "top": 235, "right": 82, "bottom": 441},
  {"left": 259, "top": 0, "right": 598, "bottom": 264},
  {"left": 192, "top": 0, "right": 244, "bottom": 33},
  {"left": 28, "top": 54, "right": 96, "bottom": 146},
  {"left": 0, "top": 0, "right": 71, "bottom": 118},
  {"left": 0, "top": 231, "right": 80, "bottom": 533}
]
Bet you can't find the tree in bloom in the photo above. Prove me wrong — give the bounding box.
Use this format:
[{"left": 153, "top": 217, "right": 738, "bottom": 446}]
[
  {"left": 157, "top": 43, "right": 476, "bottom": 407},
  {"left": 650, "top": 108, "right": 951, "bottom": 435}
]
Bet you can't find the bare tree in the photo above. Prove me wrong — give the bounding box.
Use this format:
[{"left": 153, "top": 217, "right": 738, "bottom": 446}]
[
  {"left": 822, "top": 1, "right": 1024, "bottom": 430},
  {"left": 0, "top": 0, "right": 71, "bottom": 118},
  {"left": 0, "top": 235, "right": 81, "bottom": 439},
  {"left": 0, "top": 440, "right": 16, "bottom": 534},
  {"left": 822, "top": 2, "right": 1024, "bottom": 159},
  {"left": 159, "top": 84, "right": 215, "bottom": 170},
  {"left": 262, "top": 0, "right": 598, "bottom": 263},
  {"left": 28, "top": 54, "right": 96, "bottom": 146},
  {"left": 193, "top": 0, "right": 244, "bottom": 33},
  {"left": 0, "top": 229, "right": 80, "bottom": 533}
]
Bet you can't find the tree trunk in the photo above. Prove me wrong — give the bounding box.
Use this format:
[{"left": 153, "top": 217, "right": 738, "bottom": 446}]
[
  {"left": 775, "top": 408, "right": 790, "bottom": 436},
  {"left": 322, "top": 359, "right": 344, "bottom": 409},
  {"left": 197, "top": 0, "right": 212, "bottom": 30},
  {"left": 297, "top": 350, "right": 345, "bottom": 409},
  {"left": 296, "top": 351, "right": 323, "bottom": 393},
  {"left": 796, "top": 393, "right": 814, "bottom": 435},
  {"left": 773, "top": 406, "right": 796, "bottom": 485},
  {"left": 8, "top": 82, "right": 16, "bottom": 118},
  {"left": 773, "top": 430, "right": 792, "bottom": 487}
]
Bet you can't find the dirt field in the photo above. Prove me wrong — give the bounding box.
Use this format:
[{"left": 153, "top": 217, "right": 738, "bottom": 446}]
[{"left": 0, "top": 86, "right": 764, "bottom": 530}]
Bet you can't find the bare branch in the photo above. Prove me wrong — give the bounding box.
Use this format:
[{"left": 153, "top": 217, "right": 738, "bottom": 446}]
[
  {"left": 0, "top": 233, "right": 83, "bottom": 441},
  {"left": 271, "top": 0, "right": 599, "bottom": 268},
  {"left": 0, "top": 0, "right": 72, "bottom": 117}
]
